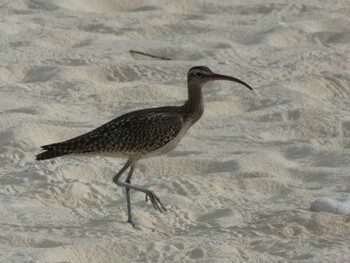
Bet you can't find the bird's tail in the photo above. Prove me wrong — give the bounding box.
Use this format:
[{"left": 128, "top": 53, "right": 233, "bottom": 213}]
[
  {"left": 36, "top": 133, "right": 91, "bottom": 160},
  {"left": 36, "top": 142, "right": 73, "bottom": 160}
]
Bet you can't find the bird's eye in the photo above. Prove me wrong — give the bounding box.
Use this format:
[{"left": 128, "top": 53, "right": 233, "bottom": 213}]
[{"left": 194, "top": 72, "right": 203, "bottom": 78}]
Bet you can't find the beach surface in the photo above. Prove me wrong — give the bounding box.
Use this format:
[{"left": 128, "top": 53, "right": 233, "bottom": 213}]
[{"left": 1, "top": 0, "right": 350, "bottom": 262}]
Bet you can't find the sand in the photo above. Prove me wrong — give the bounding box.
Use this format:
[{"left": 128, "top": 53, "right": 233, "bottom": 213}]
[{"left": 1, "top": 0, "right": 350, "bottom": 262}]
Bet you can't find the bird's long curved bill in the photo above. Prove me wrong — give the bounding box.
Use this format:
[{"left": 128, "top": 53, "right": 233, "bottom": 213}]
[{"left": 212, "top": 74, "right": 253, "bottom": 90}]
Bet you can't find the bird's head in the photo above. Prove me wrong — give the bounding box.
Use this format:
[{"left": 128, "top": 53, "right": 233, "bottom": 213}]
[{"left": 187, "top": 66, "right": 253, "bottom": 90}]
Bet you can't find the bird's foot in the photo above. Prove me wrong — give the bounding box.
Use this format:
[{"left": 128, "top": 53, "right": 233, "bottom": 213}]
[
  {"left": 127, "top": 216, "right": 135, "bottom": 228},
  {"left": 145, "top": 191, "right": 167, "bottom": 212}
]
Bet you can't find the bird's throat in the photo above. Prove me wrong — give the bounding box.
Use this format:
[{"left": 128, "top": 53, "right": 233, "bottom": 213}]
[{"left": 184, "top": 83, "right": 204, "bottom": 122}]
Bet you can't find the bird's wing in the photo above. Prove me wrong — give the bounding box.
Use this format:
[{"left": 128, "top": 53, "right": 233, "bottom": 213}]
[{"left": 41, "top": 110, "right": 184, "bottom": 154}]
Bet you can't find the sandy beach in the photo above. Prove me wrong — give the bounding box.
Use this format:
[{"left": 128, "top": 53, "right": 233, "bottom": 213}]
[{"left": 1, "top": 0, "right": 350, "bottom": 262}]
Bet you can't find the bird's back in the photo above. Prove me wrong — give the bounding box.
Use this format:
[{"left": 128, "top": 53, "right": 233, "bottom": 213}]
[{"left": 36, "top": 106, "right": 188, "bottom": 160}]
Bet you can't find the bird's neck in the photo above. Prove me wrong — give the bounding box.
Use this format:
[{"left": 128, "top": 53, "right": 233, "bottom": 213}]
[{"left": 184, "top": 83, "right": 204, "bottom": 121}]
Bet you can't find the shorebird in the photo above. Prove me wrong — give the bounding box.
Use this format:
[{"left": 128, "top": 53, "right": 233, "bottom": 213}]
[{"left": 36, "top": 66, "right": 252, "bottom": 227}]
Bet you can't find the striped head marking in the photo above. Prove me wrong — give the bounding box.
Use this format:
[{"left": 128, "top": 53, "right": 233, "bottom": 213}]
[{"left": 187, "top": 66, "right": 213, "bottom": 84}]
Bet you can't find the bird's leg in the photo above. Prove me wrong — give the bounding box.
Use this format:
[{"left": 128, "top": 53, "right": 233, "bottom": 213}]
[
  {"left": 113, "top": 160, "right": 167, "bottom": 222},
  {"left": 125, "top": 163, "right": 135, "bottom": 226},
  {"left": 113, "top": 160, "right": 135, "bottom": 226}
]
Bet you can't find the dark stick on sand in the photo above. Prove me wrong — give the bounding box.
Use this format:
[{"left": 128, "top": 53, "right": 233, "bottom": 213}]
[{"left": 129, "top": 50, "right": 172, "bottom": 60}]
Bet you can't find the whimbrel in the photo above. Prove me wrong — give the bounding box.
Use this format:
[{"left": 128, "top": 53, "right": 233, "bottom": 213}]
[{"left": 36, "top": 66, "right": 253, "bottom": 227}]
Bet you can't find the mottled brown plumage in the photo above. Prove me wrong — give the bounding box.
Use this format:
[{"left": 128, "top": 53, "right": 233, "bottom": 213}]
[
  {"left": 36, "top": 108, "right": 185, "bottom": 160},
  {"left": 36, "top": 66, "right": 252, "bottom": 227}
]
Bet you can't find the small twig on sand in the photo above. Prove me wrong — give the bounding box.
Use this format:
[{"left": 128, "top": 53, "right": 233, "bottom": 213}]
[{"left": 129, "top": 50, "right": 172, "bottom": 60}]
